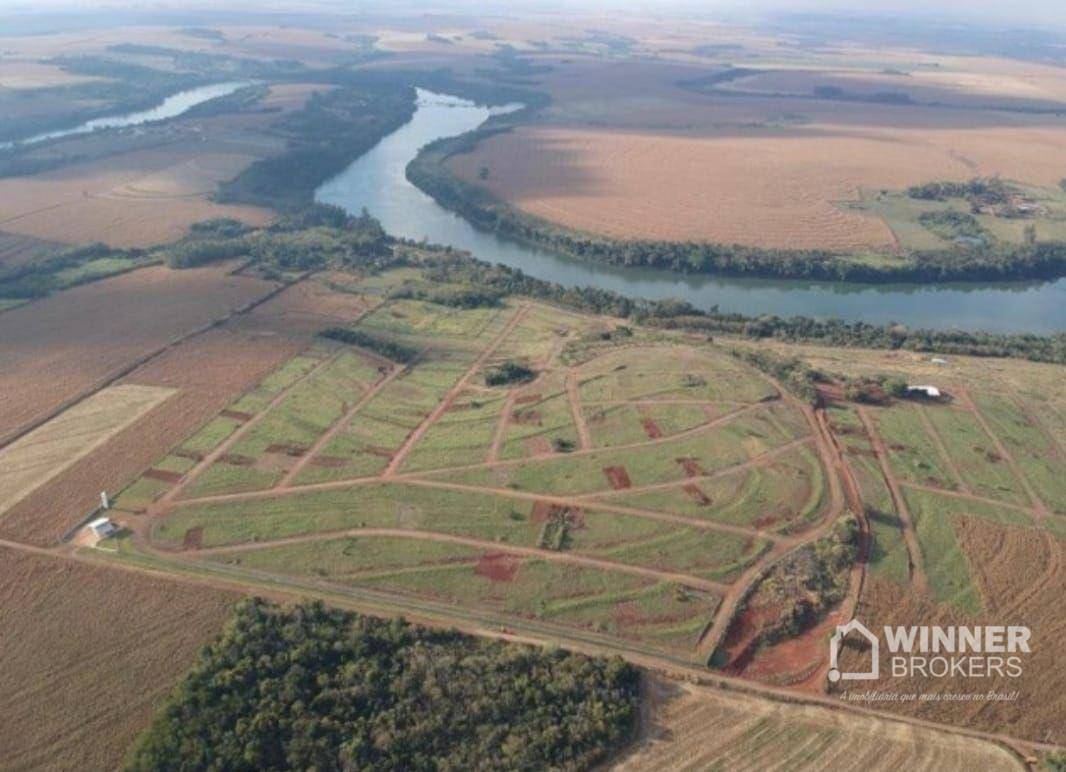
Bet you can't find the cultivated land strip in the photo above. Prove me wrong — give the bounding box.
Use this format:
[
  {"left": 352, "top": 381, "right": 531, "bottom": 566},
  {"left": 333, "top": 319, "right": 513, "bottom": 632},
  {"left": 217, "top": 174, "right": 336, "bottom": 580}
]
[
  {"left": 566, "top": 368, "right": 593, "bottom": 450},
  {"left": 916, "top": 404, "right": 971, "bottom": 494},
  {"left": 278, "top": 361, "right": 402, "bottom": 487},
  {"left": 383, "top": 303, "right": 530, "bottom": 477},
  {"left": 898, "top": 481, "right": 1040, "bottom": 517},
  {"left": 177, "top": 527, "right": 732, "bottom": 593},
  {"left": 957, "top": 388, "right": 1050, "bottom": 520},
  {"left": 857, "top": 406, "right": 930, "bottom": 595},
  {"left": 487, "top": 389, "right": 519, "bottom": 462},
  {"left": 152, "top": 351, "right": 341, "bottom": 510}
]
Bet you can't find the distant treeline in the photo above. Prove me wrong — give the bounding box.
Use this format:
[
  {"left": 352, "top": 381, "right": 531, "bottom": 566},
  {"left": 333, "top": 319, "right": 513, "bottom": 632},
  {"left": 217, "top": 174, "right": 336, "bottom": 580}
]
[
  {"left": 0, "top": 242, "right": 152, "bottom": 300},
  {"left": 215, "top": 84, "right": 417, "bottom": 210},
  {"left": 407, "top": 130, "right": 1066, "bottom": 283},
  {"left": 126, "top": 599, "right": 639, "bottom": 771}
]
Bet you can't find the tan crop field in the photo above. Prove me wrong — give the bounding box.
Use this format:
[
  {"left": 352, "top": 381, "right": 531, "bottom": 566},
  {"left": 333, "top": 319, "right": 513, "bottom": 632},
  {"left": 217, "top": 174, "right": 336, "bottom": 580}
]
[
  {"left": 0, "top": 262, "right": 276, "bottom": 447},
  {"left": 0, "top": 547, "right": 237, "bottom": 771},
  {"left": 0, "top": 384, "right": 174, "bottom": 518},
  {"left": 615, "top": 676, "right": 1022, "bottom": 771},
  {"left": 445, "top": 52, "right": 1066, "bottom": 250},
  {"left": 0, "top": 145, "right": 272, "bottom": 246}
]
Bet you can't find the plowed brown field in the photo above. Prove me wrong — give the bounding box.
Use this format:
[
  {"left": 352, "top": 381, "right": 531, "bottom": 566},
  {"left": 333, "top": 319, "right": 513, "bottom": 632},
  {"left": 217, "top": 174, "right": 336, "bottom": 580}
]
[
  {"left": 837, "top": 569, "right": 1066, "bottom": 745},
  {"left": 0, "top": 547, "right": 236, "bottom": 771},
  {"left": 613, "top": 676, "right": 1021, "bottom": 771},
  {"left": 447, "top": 55, "right": 1066, "bottom": 250},
  {"left": 0, "top": 263, "right": 277, "bottom": 447}
]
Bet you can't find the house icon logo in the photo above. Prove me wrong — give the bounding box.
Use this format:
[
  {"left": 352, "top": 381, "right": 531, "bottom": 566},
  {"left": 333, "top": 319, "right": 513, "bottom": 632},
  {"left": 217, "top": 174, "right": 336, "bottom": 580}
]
[{"left": 828, "top": 619, "right": 879, "bottom": 682}]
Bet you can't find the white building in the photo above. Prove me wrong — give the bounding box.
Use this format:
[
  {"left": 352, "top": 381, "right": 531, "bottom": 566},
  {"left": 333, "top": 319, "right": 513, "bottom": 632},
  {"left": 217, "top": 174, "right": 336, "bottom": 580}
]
[
  {"left": 907, "top": 385, "right": 942, "bottom": 399},
  {"left": 87, "top": 517, "right": 118, "bottom": 539}
]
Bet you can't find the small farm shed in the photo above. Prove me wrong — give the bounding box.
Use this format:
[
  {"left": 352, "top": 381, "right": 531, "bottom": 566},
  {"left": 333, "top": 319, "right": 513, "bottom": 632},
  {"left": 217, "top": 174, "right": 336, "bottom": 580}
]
[
  {"left": 907, "top": 385, "right": 942, "bottom": 399},
  {"left": 88, "top": 517, "right": 118, "bottom": 539}
]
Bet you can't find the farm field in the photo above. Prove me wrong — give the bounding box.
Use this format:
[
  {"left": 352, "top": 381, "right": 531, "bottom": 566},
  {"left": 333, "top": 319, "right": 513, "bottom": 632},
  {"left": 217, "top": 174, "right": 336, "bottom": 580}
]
[
  {"left": 0, "top": 273, "right": 366, "bottom": 547},
  {"left": 615, "top": 676, "right": 1023, "bottom": 771},
  {"left": 0, "top": 384, "right": 174, "bottom": 518},
  {"left": 0, "top": 261, "right": 277, "bottom": 446},
  {"left": 0, "top": 546, "right": 237, "bottom": 771},
  {"left": 444, "top": 51, "right": 1066, "bottom": 251}
]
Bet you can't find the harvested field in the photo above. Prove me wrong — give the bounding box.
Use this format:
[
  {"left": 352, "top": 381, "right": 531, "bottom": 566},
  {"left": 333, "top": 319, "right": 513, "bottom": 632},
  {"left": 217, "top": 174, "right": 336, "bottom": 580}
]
[
  {"left": 446, "top": 53, "right": 1066, "bottom": 250},
  {"left": 838, "top": 573, "right": 1066, "bottom": 745},
  {"left": 0, "top": 145, "right": 272, "bottom": 246},
  {"left": 0, "top": 262, "right": 277, "bottom": 447},
  {"left": 613, "top": 676, "right": 1022, "bottom": 771},
  {"left": 0, "top": 547, "right": 236, "bottom": 771},
  {"left": 0, "top": 384, "right": 174, "bottom": 517}
]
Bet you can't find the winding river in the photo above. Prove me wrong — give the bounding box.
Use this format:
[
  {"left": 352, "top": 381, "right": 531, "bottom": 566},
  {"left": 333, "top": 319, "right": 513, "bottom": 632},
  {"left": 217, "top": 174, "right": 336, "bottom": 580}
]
[
  {"left": 1, "top": 81, "right": 251, "bottom": 150},
  {"left": 316, "top": 90, "right": 1065, "bottom": 333}
]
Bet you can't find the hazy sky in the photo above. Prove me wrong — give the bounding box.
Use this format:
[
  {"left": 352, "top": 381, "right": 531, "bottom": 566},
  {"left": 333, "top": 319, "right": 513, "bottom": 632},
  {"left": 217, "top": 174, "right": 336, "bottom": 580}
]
[{"left": 1, "top": 0, "right": 1064, "bottom": 30}]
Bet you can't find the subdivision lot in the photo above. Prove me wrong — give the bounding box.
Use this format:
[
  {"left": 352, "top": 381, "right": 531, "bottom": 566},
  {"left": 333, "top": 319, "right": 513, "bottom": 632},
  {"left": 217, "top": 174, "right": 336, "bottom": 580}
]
[
  {"left": 110, "top": 297, "right": 822, "bottom": 664},
  {"left": 0, "top": 547, "right": 236, "bottom": 772}
]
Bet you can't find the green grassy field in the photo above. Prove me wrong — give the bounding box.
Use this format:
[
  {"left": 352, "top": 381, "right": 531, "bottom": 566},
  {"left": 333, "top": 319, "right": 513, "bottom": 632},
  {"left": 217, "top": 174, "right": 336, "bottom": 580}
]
[{"left": 923, "top": 405, "right": 1029, "bottom": 506}]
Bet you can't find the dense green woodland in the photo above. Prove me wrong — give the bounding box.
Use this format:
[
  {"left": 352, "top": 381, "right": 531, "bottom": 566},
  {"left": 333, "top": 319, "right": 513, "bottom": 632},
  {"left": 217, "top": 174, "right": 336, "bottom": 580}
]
[{"left": 126, "top": 600, "right": 639, "bottom": 771}]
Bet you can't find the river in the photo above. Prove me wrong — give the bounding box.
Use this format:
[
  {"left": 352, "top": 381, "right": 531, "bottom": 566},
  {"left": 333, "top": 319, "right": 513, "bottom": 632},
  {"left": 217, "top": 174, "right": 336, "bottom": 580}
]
[
  {"left": 316, "top": 90, "right": 1065, "bottom": 333},
  {"left": 1, "top": 81, "right": 251, "bottom": 150}
]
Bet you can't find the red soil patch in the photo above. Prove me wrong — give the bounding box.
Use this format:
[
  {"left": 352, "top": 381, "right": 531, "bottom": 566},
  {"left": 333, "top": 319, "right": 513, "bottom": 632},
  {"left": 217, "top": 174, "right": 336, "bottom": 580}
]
[
  {"left": 515, "top": 393, "right": 541, "bottom": 404},
  {"left": 220, "top": 409, "right": 253, "bottom": 422},
  {"left": 734, "top": 609, "right": 845, "bottom": 692},
  {"left": 219, "top": 453, "right": 254, "bottom": 466},
  {"left": 603, "top": 466, "right": 632, "bottom": 490},
  {"left": 265, "top": 443, "right": 308, "bottom": 457},
  {"left": 143, "top": 468, "right": 183, "bottom": 483},
  {"left": 363, "top": 445, "right": 394, "bottom": 459},
  {"left": 641, "top": 417, "right": 663, "bottom": 439},
  {"left": 682, "top": 483, "right": 711, "bottom": 506},
  {"left": 512, "top": 409, "right": 542, "bottom": 426},
  {"left": 531, "top": 500, "right": 553, "bottom": 523},
  {"left": 182, "top": 526, "right": 204, "bottom": 551},
  {"left": 676, "top": 457, "right": 706, "bottom": 477},
  {"left": 474, "top": 552, "right": 521, "bottom": 582},
  {"left": 523, "top": 435, "right": 553, "bottom": 456}
]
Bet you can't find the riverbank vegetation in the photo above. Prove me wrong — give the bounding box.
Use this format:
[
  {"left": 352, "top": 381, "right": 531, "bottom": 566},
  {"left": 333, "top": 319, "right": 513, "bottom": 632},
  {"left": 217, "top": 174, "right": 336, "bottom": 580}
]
[
  {"left": 125, "top": 599, "right": 640, "bottom": 771},
  {"left": 145, "top": 208, "right": 1065, "bottom": 364}
]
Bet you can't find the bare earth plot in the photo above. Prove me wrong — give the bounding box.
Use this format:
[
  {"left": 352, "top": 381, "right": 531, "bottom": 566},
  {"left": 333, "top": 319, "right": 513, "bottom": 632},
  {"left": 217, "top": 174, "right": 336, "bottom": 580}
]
[
  {"left": 0, "top": 547, "right": 237, "bottom": 772},
  {"left": 0, "top": 384, "right": 174, "bottom": 517},
  {"left": 614, "top": 676, "right": 1022, "bottom": 771}
]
